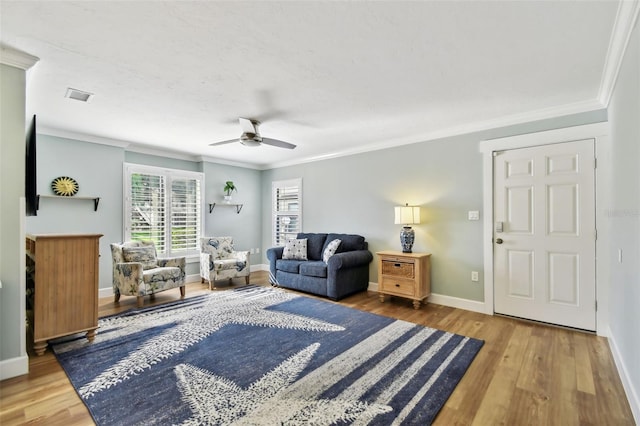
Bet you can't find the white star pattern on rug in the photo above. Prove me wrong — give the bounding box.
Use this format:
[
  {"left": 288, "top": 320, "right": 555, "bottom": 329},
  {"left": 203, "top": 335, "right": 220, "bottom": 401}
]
[
  {"left": 79, "top": 288, "right": 344, "bottom": 398},
  {"left": 174, "top": 343, "right": 393, "bottom": 425}
]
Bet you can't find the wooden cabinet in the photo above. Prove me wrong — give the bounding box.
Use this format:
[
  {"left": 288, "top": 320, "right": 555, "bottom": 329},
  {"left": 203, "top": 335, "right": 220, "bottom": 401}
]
[
  {"left": 25, "top": 233, "right": 102, "bottom": 355},
  {"left": 377, "top": 251, "right": 431, "bottom": 309}
]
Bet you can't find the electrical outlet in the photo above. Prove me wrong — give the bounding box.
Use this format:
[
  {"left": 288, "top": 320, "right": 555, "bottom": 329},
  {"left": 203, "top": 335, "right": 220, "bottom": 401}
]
[
  {"left": 468, "top": 211, "right": 480, "bottom": 221},
  {"left": 256, "top": 248, "right": 260, "bottom": 254},
  {"left": 471, "top": 271, "right": 479, "bottom": 282}
]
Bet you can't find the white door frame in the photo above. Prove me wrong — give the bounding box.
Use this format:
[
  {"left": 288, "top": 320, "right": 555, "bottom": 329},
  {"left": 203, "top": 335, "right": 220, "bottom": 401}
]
[{"left": 480, "top": 122, "right": 611, "bottom": 336}]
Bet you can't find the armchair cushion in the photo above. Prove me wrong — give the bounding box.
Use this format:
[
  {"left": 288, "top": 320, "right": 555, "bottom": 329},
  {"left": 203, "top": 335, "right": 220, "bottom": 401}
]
[
  {"left": 122, "top": 245, "right": 158, "bottom": 270},
  {"left": 143, "top": 267, "right": 183, "bottom": 284}
]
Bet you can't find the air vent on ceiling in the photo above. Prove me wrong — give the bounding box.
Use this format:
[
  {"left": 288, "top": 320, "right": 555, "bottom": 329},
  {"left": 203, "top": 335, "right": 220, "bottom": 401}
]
[{"left": 65, "top": 88, "right": 94, "bottom": 102}]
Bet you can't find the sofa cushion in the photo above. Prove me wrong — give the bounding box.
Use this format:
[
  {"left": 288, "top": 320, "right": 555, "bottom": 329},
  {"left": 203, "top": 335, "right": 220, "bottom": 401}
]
[
  {"left": 283, "top": 238, "right": 308, "bottom": 260},
  {"left": 324, "top": 234, "right": 366, "bottom": 253},
  {"left": 299, "top": 261, "right": 328, "bottom": 278},
  {"left": 322, "top": 239, "right": 341, "bottom": 263},
  {"left": 297, "top": 233, "right": 327, "bottom": 260},
  {"left": 276, "top": 259, "right": 306, "bottom": 273},
  {"left": 122, "top": 245, "right": 158, "bottom": 270}
]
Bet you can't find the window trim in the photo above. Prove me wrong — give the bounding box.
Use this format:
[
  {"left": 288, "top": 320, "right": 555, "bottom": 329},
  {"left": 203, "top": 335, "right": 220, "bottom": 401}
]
[
  {"left": 272, "top": 178, "right": 302, "bottom": 246},
  {"left": 123, "top": 163, "right": 205, "bottom": 258}
]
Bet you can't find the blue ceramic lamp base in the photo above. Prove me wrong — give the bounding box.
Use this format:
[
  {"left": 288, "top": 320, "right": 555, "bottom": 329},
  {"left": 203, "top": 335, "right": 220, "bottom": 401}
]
[{"left": 400, "top": 226, "right": 415, "bottom": 253}]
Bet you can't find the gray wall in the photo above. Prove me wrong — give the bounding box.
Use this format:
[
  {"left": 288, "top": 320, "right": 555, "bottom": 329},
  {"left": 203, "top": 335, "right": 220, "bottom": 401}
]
[
  {"left": 260, "top": 111, "right": 607, "bottom": 302},
  {"left": 200, "top": 162, "right": 262, "bottom": 256},
  {"left": 26, "top": 135, "right": 124, "bottom": 290},
  {"left": 24, "top": 138, "right": 264, "bottom": 290},
  {"left": 0, "top": 63, "right": 27, "bottom": 363},
  {"left": 607, "top": 17, "right": 640, "bottom": 419}
]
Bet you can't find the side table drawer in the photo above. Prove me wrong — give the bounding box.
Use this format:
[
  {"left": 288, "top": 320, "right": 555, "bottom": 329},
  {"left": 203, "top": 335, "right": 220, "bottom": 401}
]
[
  {"left": 381, "top": 260, "right": 414, "bottom": 278},
  {"left": 380, "top": 277, "right": 415, "bottom": 297}
]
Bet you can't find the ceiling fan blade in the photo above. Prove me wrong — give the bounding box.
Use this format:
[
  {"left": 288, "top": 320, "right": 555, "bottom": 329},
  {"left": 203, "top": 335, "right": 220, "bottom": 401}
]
[
  {"left": 260, "top": 137, "right": 297, "bottom": 149},
  {"left": 209, "top": 139, "right": 237, "bottom": 147},
  {"left": 238, "top": 117, "right": 257, "bottom": 134}
]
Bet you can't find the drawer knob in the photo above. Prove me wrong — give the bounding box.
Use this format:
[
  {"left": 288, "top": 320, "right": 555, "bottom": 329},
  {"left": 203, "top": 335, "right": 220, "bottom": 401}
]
[
  {"left": 395, "top": 283, "right": 400, "bottom": 287},
  {"left": 394, "top": 263, "right": 401, "bottom": 267}
]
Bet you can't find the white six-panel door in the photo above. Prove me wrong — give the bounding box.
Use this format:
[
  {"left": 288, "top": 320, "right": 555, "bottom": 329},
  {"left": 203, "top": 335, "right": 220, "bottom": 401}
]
[{"left": 493, "top": 139, "right": 596, "bottom": 330}]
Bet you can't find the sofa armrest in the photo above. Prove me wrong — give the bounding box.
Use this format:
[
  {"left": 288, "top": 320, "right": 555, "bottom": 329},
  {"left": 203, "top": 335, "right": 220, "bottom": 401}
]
[
  {"left": 266, "top": 246, "right": 284, "bottom": 261},
  {"left": 327, "top": 250, "right": 373, "bottom": 270},
  {"left": 266, "top": 247, "right": 284, "bottom": 283}
]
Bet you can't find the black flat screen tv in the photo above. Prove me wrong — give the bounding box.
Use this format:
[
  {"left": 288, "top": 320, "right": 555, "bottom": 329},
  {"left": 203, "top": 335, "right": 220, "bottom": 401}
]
[{"left": 25, "top": 115, "right": 37, "bottom": 216}]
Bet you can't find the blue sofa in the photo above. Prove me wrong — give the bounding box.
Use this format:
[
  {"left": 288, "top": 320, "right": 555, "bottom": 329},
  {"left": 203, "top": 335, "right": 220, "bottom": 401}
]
[{"left": 266, "top": 233, "right": 373, "bottom": 300}]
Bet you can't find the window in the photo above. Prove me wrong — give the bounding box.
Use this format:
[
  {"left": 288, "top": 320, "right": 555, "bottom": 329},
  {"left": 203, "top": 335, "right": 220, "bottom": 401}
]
[
  {"left": 124, "top": 164, "right": 204, "bottom": 257},
  {"left": 272, "top": 178, "right": 302, "bottom": 245}
]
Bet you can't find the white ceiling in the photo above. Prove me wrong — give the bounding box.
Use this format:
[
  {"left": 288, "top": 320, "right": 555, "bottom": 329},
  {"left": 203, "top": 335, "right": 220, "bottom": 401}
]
[{"left": 0, "top": 1, "right": 628, "bottom": 169}]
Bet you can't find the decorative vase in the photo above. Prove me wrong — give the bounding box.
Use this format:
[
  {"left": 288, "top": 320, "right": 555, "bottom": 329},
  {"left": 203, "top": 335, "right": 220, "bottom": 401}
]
[
  {"left": 223, "top": 195, "right": 232, "bottom": 204},
  {"left": 400, "top": 226, "right": 415, "bottom": 253}
]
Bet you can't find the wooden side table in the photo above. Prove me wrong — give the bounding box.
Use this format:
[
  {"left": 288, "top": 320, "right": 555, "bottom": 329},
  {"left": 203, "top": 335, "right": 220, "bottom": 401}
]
[{"left": 377, "top": 251, "right": 431, "bottom": 309}]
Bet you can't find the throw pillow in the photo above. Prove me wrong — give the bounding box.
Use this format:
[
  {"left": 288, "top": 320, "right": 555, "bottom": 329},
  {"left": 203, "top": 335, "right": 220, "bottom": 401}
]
[
  {"left": 282, "top": 238, "right": 308, "bottom": 260},
  {"left": 323, "top": 239, "right": 342, "bottom": 263},
  {"left": 122, "top": 245, "right": 158, "bottom": 270}
]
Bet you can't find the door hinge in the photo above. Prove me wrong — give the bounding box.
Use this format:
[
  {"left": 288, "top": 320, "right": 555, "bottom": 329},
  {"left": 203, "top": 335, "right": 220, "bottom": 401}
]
[
  {"left": 595, "top": 229, "right": 597, "bottom": 240},
  {"left": 594, "top": 158, "right": 597, "bottom": 169},
  {"left": 595, "top": 300, "right": 598, "bottom": 311}
]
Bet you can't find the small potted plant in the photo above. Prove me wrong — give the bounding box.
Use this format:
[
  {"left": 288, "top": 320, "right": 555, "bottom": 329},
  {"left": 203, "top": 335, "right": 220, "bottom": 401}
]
[{"left": 223, "top": 181, "right": 237, "bottom": 203}]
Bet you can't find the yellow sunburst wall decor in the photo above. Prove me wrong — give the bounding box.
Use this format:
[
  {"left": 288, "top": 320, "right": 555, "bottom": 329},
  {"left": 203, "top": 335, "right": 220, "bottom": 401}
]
[{"left": 51, "top": 176, "right": 79, "bottom": 196}]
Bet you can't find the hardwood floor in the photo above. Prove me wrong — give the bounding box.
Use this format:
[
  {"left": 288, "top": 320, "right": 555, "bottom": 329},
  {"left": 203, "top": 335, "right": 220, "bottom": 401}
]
[{"left": 1, "top": 271, "right": 634, "bottom": 425}]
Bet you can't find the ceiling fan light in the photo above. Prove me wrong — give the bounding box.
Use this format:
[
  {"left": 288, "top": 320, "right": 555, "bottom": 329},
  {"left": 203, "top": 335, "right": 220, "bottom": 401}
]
[{"left": 240, "top": 138, "right": 261, "bottom": 147}]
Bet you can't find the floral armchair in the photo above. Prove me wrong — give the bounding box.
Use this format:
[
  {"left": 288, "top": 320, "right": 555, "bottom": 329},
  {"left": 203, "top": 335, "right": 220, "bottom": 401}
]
[
  {"left": 111, "top": 240, "right": 186, "bottom": 307},
  {"left": 199, "top": 237, "right": 250, "bottom": 289}
]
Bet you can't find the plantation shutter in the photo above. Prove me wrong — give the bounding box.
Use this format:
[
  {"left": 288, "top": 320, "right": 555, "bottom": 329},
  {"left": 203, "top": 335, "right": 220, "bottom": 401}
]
[
  {"left": 170, "top": 177, "right": 201, "bottom": 252},
  {"left": 125, "top": 164, "right": 204, "bottom": 257},
  {"left": 273, "top": 179, "right": 302, "bottom": 246},
  {"left": 129, "top": 172, "right": 167, "bottom": 252}
]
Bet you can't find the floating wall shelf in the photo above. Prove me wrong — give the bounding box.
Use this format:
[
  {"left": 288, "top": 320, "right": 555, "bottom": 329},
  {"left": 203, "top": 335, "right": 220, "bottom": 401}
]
[
  {"left": 37, "top": 195, "right": 101, "bottom": 211},
  {"left": 209, "top": 203, "right": 243, "bottom": 214}
]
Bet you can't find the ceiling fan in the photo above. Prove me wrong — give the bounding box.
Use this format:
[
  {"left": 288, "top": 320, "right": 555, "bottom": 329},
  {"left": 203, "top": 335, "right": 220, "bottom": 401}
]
[{"left": 209, "top": 117, "right": 296, "bottom": 149}]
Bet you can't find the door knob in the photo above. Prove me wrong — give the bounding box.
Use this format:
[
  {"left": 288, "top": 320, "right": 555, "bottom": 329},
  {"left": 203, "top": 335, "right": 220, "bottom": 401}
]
[{"left": 496, "top": 238, "right": 503, "bottom": 244}]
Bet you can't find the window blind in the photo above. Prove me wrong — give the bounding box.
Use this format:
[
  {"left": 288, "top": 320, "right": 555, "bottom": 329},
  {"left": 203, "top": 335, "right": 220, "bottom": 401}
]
[
  {"left": 273, "top": 179, "right": 302, "bottom": 246},
  {"left": 125, "top": 164, "right": 204, "bottom": 257}
]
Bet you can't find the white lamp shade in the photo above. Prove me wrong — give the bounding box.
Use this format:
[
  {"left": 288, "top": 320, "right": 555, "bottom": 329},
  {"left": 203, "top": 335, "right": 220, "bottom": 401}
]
[{"left": 394, "top": 205, "right": 420, "bottom": 225}]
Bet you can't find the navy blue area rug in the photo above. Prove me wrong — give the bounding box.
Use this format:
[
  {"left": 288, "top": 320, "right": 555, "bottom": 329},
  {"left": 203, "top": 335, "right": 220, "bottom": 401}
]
[{"left": 52, "top": 286, "right": 483, "bottom": 425}]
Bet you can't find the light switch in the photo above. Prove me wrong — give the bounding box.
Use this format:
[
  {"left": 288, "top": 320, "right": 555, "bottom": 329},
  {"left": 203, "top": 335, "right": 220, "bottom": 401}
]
[{"left": 468, "top": 210, "right": 480, "bottom": 221}]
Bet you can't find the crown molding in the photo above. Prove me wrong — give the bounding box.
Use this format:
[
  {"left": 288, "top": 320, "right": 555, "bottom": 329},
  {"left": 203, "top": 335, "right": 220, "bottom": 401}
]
[
  {"left": 598, "top": 0, "right": 640, "bottom": 106},
  {"left": 262, "top": 98, "right": 605, "bottom": 170},
  {"left": 38, "top": 126, "right": 131, "bottom": 148},
  {"left": 38, "top": 126, "right": 260, "bottom": 169},
  {"left": 0, "top": 45, "right": 39, "bottom": 70}
]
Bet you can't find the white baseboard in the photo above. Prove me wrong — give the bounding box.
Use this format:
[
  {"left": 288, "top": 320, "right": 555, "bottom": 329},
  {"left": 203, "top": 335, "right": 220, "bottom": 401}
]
[
  {"left": 367, "top": 282, "right": 486, "bottom": 314},
  {"left": 427, "top": 293, "right": 486, "bottom": 313},
  {"left": 0, "top": 354, "right": 28, "bottom": 381},
  {"left": 251, "top": 263, "right": 269, "bottom": 272},
  {"left": 608, "top": 331, "right": 640, "bottom": 424}
]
